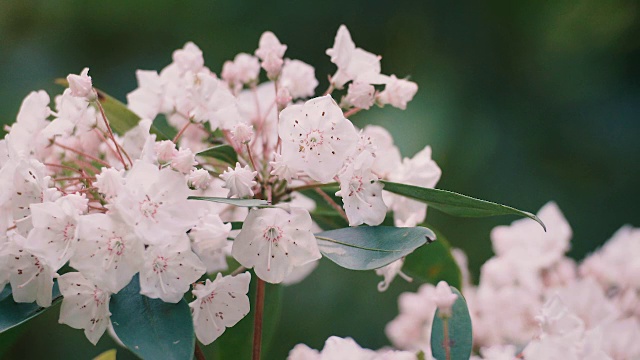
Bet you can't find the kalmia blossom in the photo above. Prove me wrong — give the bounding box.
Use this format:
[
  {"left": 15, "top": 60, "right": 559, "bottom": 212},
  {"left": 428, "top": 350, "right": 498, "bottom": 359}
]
[
  {"left": 336, "top": 151, "right": 387, "bottom": 226},
  {"left": 280, "top": 59, "right": 318, "bottom": 99},
  {"left": 189, "top": 272, "right": 251, "bottom": 345},
  {"left": 170, "top": 147, "right": 196, "bottom": 174},
  {"left": 58, "top": 272, "right": 111, "bottom": 345},
  {"left": 5, "top": 236, "right": 55, "bottom": 307},
  {"left": 189, "top": 213, "right": 232, "bottom": 273},
  {"left": 221, "top": 53, "right": 260, "bottom": 88},
  {"left": 376, "top": 75, "right": 418, "bottom": 110},
  {"left": 232, "top": 207, "right": 321, "bottom": 283},
  {"left": 220, "top": 162, "right": 258, "bottom": 198},
  {"left": 255, "top": 31, "right": 287, "bottom": 78},
  {"left": 187, "top": 168, "right": 212, "bottom": 190},
  {"left": 140, "top": 239, "right": 206, "bottom": 303},
  {"left": 67, "top": 68, "right": 93, "bottom": 99},
  {"left": 288, "top": 336, "right": 420, "bottom": 360},
  {"left": 278, "top": 95, "right": 359, "bottom": 182},
  {"left": 344, "top": 81, "right": 376, "bottom": 110},
  {"left": 71, "top": 213, "right": 144, "bottom": 293},
  {"left": 433, "top": 281, "right": 458, "bottom": 316}
]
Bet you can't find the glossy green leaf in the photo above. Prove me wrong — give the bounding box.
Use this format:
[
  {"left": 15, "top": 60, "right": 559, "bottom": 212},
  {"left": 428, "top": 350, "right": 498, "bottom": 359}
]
[
  {"left": 403, "top": 231, "right": 462, "bottom": 289},
  {"left": 188, "top": 196, "right": 269, "bottom": 207},
  {"left": 431, "top": 287, "right": 473, "bottom": 360},
  {"left": 110, "top": 275, "right": 194, "bottom": 360},
  {"left": 0, "top": 283, "right": 62, "bottom": 334},
  {"left": 204, "top": 279, "right": 282, "bottom": 359},
  {"left": 381, "top": 181, "right": 546, "bottom": 231},
  {"left": 197, "top": 145, "right": 238, "bottom": 165},
  {"left": 95, "top": 90, "right": 143, "bottom": 136},
  {"left": 315, "top": 226, "right": 436, "bottom": 270}
]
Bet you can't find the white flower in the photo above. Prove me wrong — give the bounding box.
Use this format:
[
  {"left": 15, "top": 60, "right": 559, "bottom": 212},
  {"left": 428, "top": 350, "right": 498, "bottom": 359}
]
[
  {"left": 71, "top": 213, "right": 144, "bottom": 293},
  {"left": 433, "top": 281, "right": 458, "bottom": 316},
  {"left": 94, "top": 167, "right": 125, "bottom": 200},
  {"left": 375, "top": 259, "right": 412, "bottom": 292},
  {"left": 24, "top": 195, "right": 86, "bottom": 271},
  {"left": 232, "top": 207, "right": 321, "bottom": 284},
  {"left": 221, "top": 53, "right": 260, "bottom": 86},
  {"left": 154, "top": 140, "right": 178, "bottom": 163},
  {"left": 276, "top": 87, "right": 293, "bottom": 107},
  {"left": 115, "top": 160, "right": 196, "bottom": 245},
  {"left": 287, "top": 344, "right": 320, "bottom": 360},
  {"left": 386, "top": 145, "right": 441, "bottom": 227},
  {"left": 278, "top": 95, "right": 359, "bottom": 183},
  {"left": 269, "top": 152, "right": 298, "bottom": 183},
  {"left": 189, "top": 272, "right": 251, "bottom": 345},
  {"left": 171, "top": 147, "right": 196, "bottom": 174},
  {"left": 336, "top": 151, "right": 387, "bottom": 226},
  {"left": 361, "top": 125, "right": 402, "bottom": 179},
  {"left": 188, "top": 168, "right": 212, "bottom": 190},
  {"left": 377, "top": 75, "right": 418, "bottom": 110},
  {"left": 58, "top": 272, "right": 111, "bottom": 345},
  {"left": 491, "top": 201, "right": 571, "bottom": 269},
  {"left": 172, "top": 42, "right": 205, "bottom": 73},
  {"left": 189, "top": 213, "right": 232, "bottom": 274},
  {"left": 280, "top": 59, "right": 318, "bottom": 99},
  {"left": 220, "top": 162, "right": 258, "bottom": 198},
  {"left": 231, "top": 123, "right": 254, "bottom": 144},
  {"left": 140, "top": 238, "right": 206, "bottom": 303},
  {"left": 255, "top": 31, "right": 287, "bottom": 78},
  {"left": 5, "top": 238, "right": 56, "bottom": 307},
  {"left": 127, "top": 70, "right": 164, "bottom": 119},
  {"left": 326, "top": 25, "right": 386, "bottom": 89},
  {"left": 344, "top": 81, "right": 376, "bottom": 110},
  {"left": 67, "top": 68, "right": 93, "bottom": 98}
]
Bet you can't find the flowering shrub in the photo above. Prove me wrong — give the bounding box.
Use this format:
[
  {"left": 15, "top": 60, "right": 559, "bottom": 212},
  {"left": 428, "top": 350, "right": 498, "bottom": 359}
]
[{"left": 1, "top": 24, "right": 634, "bottom": 360}]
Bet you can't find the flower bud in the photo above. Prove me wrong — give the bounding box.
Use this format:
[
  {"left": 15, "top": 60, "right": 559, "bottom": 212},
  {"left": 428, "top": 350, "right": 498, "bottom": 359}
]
[{"left": 67, "top": 68, "right": 93, "bottom": 99}]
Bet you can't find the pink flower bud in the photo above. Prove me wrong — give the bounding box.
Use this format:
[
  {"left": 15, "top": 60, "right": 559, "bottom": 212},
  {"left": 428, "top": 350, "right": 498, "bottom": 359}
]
[{"left": 67, "top": 68, "right": 93, "bottom": 98}]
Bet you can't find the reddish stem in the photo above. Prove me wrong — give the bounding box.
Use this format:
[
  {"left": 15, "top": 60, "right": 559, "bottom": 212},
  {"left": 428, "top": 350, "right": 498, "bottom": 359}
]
[{"left": 252, "top": 278, "right": 266, "bottom": 360}]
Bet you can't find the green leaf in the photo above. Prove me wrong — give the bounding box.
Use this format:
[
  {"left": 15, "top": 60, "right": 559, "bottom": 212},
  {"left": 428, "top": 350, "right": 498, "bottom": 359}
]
[
  {"left": 188, "top": 196, "right": 270, "bottom": 207},
  {"left": 93, "top": 349, "right": 117, "bottom": 360},
  {"left": 203, "top": 279, "right": 282, "bottom": 359},
  {"left": 230, "top": 221, "right": 243, "bottom": 230},
  {"left": 95, "top": 90, "right": 143, "bottom": 136},
  {"left": 381, "top": 181, "right": 546, "bottom": 231},
  {"left": 310, "top": 211, "right": 349, "bottom": 230},
  {"left": 0, "top": 283, "right": 62, "bottom": 334},
  {"left": 431, "top": 287, "right": 473, "bottom": 360},
  {"left": 197, "top": 145, "right": 238, "bottom": 165},
  {"left": 110, "top": 275, "right": 194, "bottom": 360},
  {"left": 402, "top": 230, "right": 462, "bottom": 289},
  {"left": 315, "top": 226, "right": 436, "bottom": 270}
]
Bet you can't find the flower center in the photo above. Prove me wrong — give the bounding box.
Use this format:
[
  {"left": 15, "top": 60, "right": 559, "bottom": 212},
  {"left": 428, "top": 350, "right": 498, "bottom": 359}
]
[
  {"left": 349, "top": 176, "right": 364, "bottom": 196},
  {"left": 263, "top": 226, "right": 283, "bottom": 243},
  {"left": 107, "top": 236, "right": 125, "bottom": 256},
  {"left": 152, "top": 256, "right": 169, "bottom": 273},
  {"left": 139, "top": 196, "right": 160, "bottom": 219}
]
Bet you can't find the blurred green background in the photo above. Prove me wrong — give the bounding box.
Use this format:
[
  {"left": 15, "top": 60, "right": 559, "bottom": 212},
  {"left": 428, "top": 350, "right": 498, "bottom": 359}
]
[{"left": 1, "top": 0, "right": 639, "bottom": 359}]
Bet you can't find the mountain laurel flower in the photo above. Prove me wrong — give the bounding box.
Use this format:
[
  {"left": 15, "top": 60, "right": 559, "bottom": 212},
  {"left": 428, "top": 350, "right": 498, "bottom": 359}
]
[
  {"left": 231, "top": 123, "right": 254, "bottom": 144},
  {"left": 172, "top": 42, "right": 205, "bottom": 73},
  {"left": 189, "top": 213, "right": 232, "bottom": 273},
  {"left": 67, "top": 68, "right": 93, "bottom": 99},
  {"left": 140, "top": 239, "right": 206, "bottom": 303},
  {"left": 221, "top": 53, "right": 260, "bottom": 86},
  {"left": 155, "top": 140, "right": 178, "bottom": 163},
  {"left": 375, "top": 259, "right": 412, "bottom": 292},
  {"left": 433, "top": 281, "right": 458, "bottom": 317},
  {"left": 71, "top": 213, "right": 144, "bottom": 293},
  {"left": 24, "top": 195, "right": 87, "bottom": 271},
  {"left": 188, "top": 168, "right": 212, "bottom": 190},
  {"left": 220, "top": 162, "right": 258, "bottom": 198},
  {"left": 269, "top": 152, "right": 298, "bottom": 183},
  {"left": 171, "top": 147, "right": 197, "bottom": 174},
  {"left": 336, "top": 151, "right": 387, "bottom": 226},
  {"left": 278, "top": 95, "right": 359, "bottom": 183},
  {"left": 276, "top": 87, "right": 292, "bottom": 108},
  {"left": 94, "top": 167, "right": 125, "bottom": 200},
  {"left": 189, "top": 272, "right": 251, "bottom": 345},
  {"left": 344, "top": 81, "right": 376, "bottom": 110},
  {"left": 326, "top": 25, "right": 385, "bottom": 89},
  {"left": 58, "top": 272, "right": 111, "bottom": 345},
  {"left": 377, "top": 75, "right": 418, "bottom": 110},
  {"left": 232, "top": 207, "right": 321, "bottom": 284},
  {"left": 6, "top": 238, "right": 55, "bottom": 307},
  {"left": 255, "top": 31, "right": 287, "bottom": 78},
  {"left": 279, "top": 59, "right": 318, "bottom": 99}
]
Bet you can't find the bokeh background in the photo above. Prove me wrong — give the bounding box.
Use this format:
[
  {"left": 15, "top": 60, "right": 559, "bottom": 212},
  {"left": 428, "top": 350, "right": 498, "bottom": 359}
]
[{"left": 1, "top": 0, "right": 639, "bottom": 359}]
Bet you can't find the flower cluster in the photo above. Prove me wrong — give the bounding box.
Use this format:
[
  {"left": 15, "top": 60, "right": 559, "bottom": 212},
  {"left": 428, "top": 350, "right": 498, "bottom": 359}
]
[
  {"left": 0, "top": 24, "right": 429, "bottom": 348},
  {"left": 385, "top": 202, "right": 640, "bottom": 359}
]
